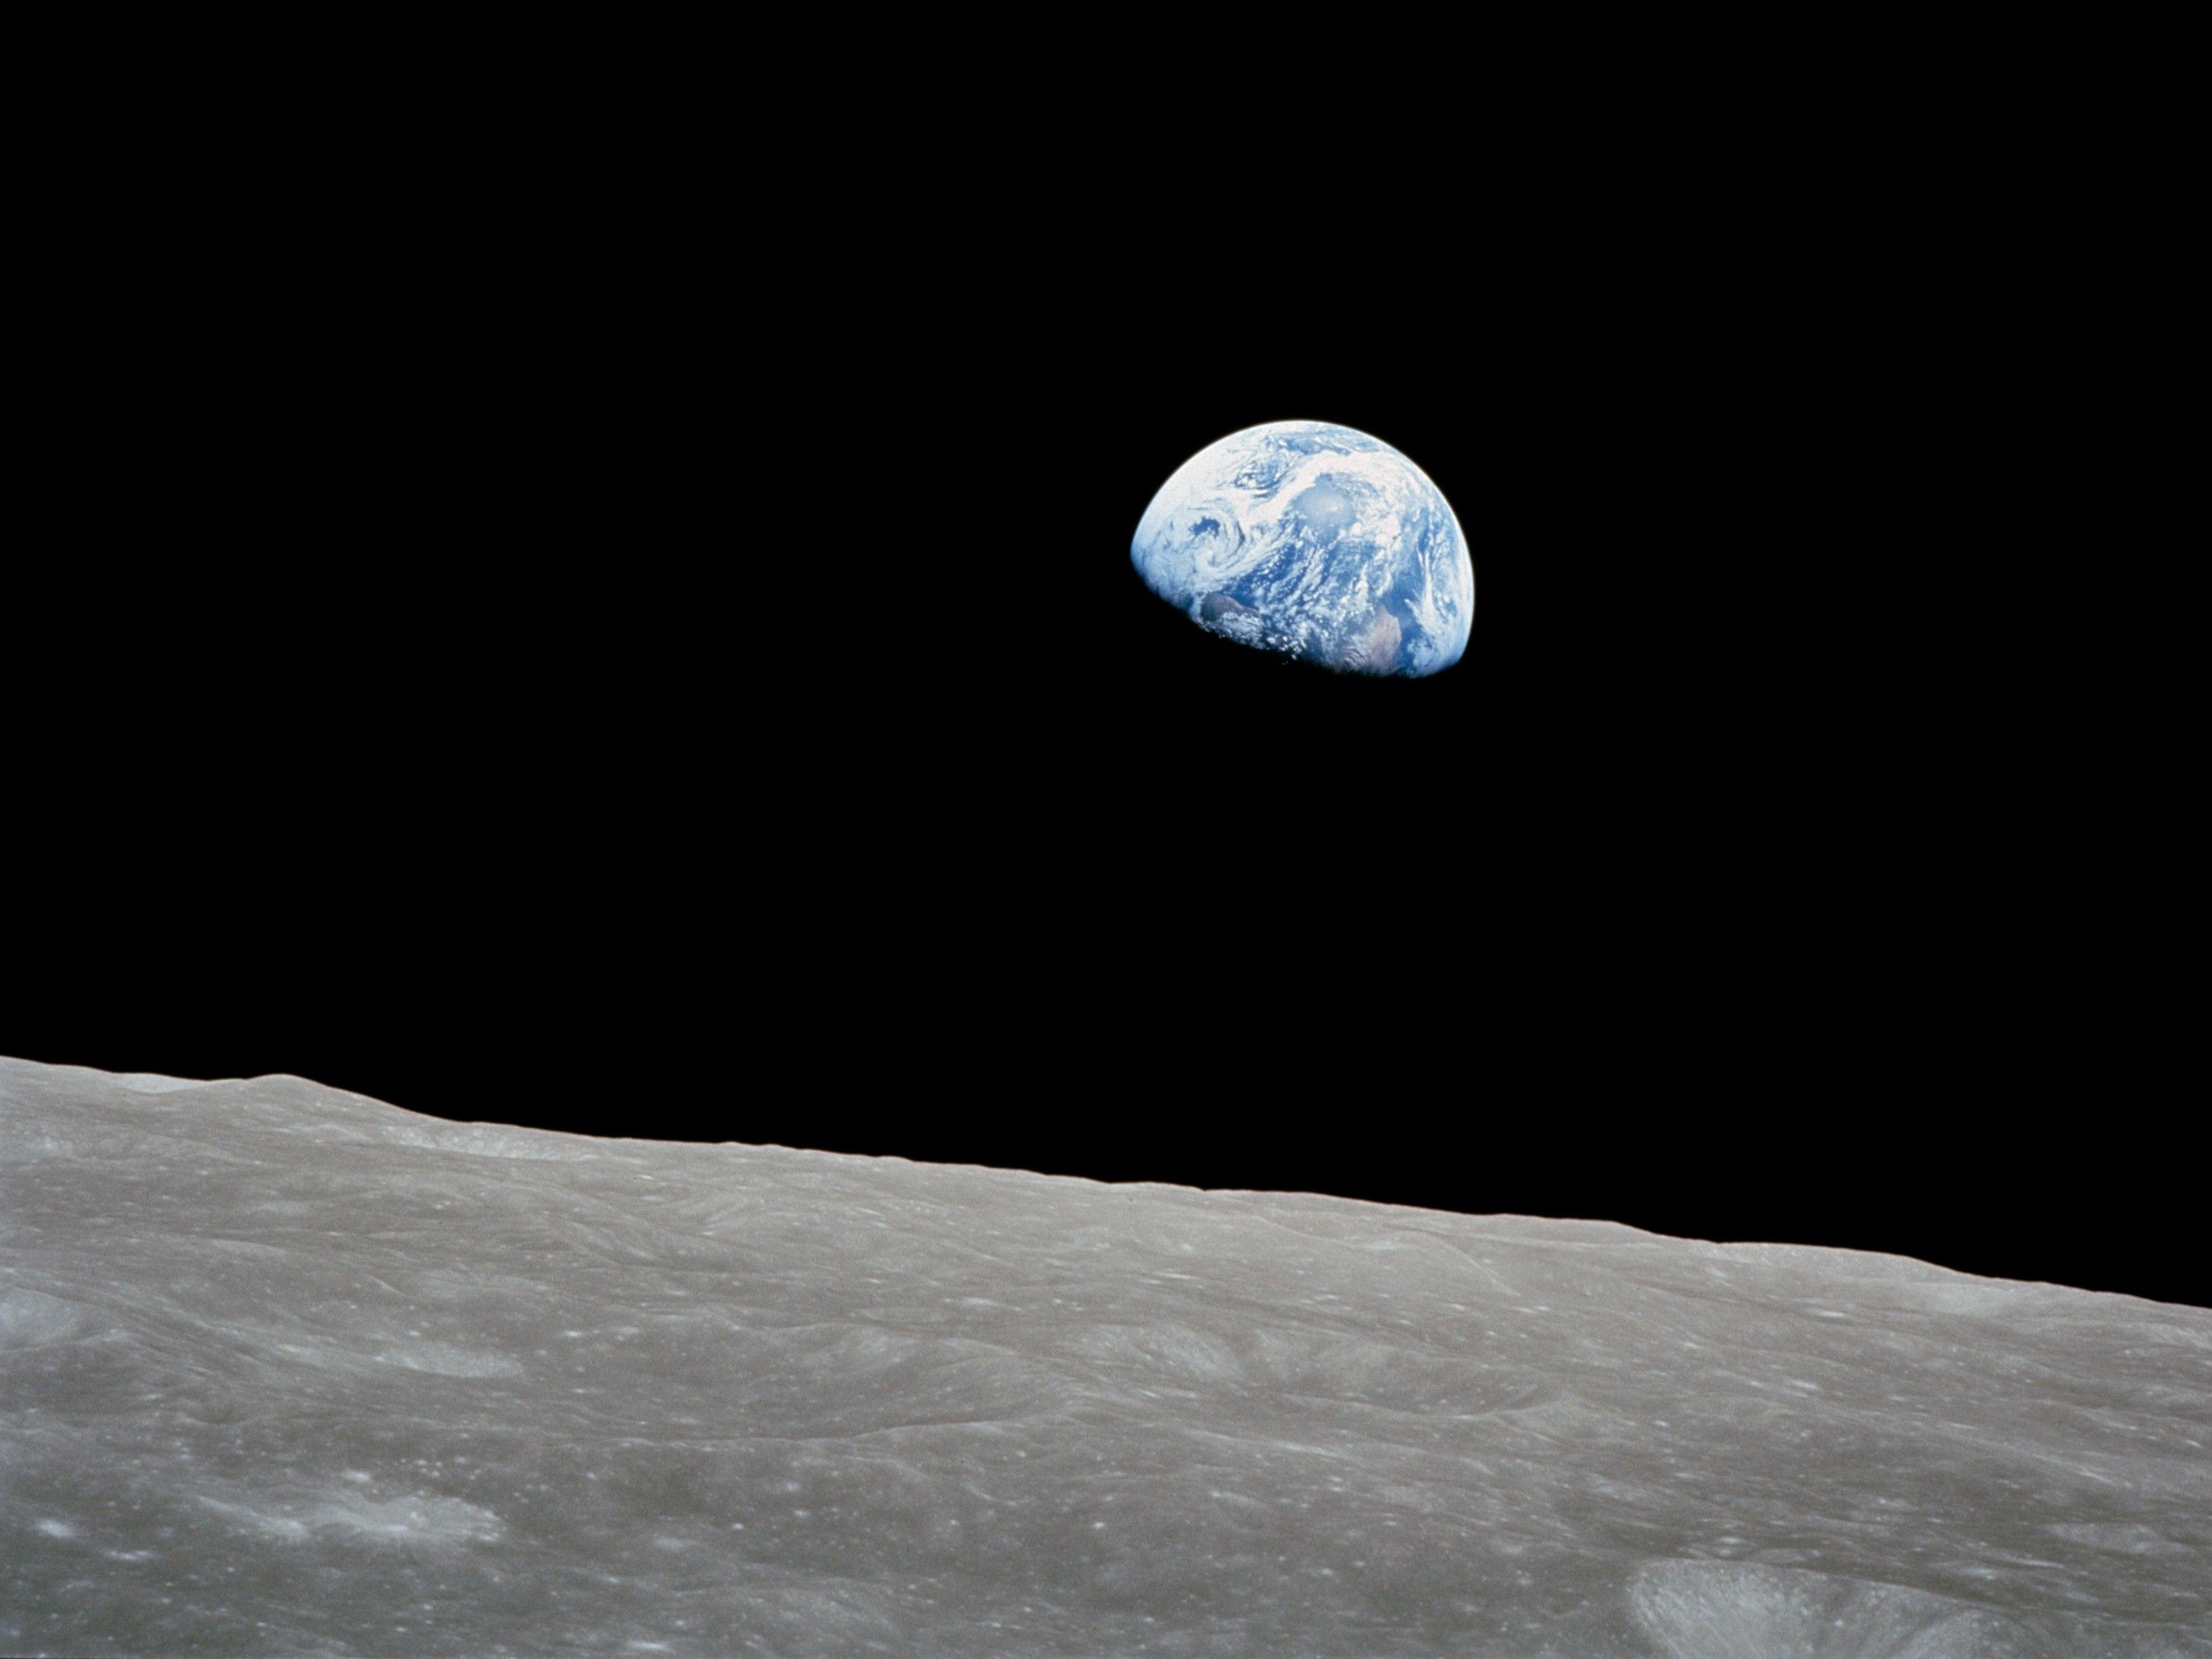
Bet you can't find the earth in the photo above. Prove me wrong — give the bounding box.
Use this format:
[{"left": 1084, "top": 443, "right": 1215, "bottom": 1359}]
[{"left": 1131, "top": 421, "right": 1473, "bottom": 676}]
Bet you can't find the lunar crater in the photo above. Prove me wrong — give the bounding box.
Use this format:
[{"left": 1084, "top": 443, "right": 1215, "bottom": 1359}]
[{"left": 2, "top": 1057, "right": 2206, "bottom": 1657}]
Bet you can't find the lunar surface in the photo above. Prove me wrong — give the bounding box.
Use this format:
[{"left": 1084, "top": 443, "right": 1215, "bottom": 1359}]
[
  {"left": 2, "top": 1058, "right": 2207, "bottom": 1657},
  {"left": 1131, "top": 421, "right": 1473, "bottom": 676}
]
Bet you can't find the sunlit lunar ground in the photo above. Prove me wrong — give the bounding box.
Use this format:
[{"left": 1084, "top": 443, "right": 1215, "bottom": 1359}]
[{"left": 3, "top": 1058, "right": 2207, "bottom": 1657}]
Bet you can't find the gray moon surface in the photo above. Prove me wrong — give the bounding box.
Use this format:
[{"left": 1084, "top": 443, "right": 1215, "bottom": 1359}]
[{"left": 2, "top": 1057, "right": 2207, "bottom": 1657}]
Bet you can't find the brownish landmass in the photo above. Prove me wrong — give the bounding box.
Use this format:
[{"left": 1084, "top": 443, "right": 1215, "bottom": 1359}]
[{"left": 1342, "top": 606, "right": 1402, "bottom": 673}]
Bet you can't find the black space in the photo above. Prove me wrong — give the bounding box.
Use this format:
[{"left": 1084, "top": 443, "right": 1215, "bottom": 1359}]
[{"left": 8, "top": 87, "right": 2191, "bottom": 1308}]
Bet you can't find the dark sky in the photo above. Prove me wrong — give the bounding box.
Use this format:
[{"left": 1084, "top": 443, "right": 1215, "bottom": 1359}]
[{"left": 8, "top": 119, "right": 2185, "bottom": 1307}]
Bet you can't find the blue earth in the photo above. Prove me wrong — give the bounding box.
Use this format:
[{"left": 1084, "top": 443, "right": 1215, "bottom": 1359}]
[{"left": 1131, "top": 420, "right": 1473, "bottom": 677}]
